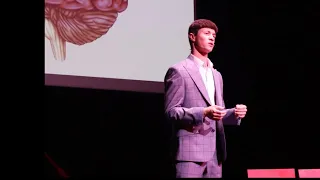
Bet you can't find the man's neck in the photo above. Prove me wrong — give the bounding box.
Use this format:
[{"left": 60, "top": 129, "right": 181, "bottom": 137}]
[{"left": 191, "top": 49, "right": 209, "bottom": 64}]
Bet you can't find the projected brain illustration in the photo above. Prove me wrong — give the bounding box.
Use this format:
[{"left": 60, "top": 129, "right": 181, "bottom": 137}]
[{"left": 45, "top": 0, "right": 128, "bottom": 61}]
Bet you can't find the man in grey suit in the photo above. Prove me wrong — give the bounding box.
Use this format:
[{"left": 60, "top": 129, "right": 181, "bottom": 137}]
[{"left": 164, "top": 19, "right": 248, "bottom": 178}]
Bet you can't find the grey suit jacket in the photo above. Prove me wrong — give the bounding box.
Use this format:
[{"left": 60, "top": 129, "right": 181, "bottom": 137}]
[{"left": 164, "top": 55, "right": 241, "bottom": 163}]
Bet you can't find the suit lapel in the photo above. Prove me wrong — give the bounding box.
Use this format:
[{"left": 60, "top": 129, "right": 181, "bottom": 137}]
[
  {"left": 212, "top": 68, "right": 223, "bottom": 107},
  {"left": 183, "top": 57, "right": 211, "bottom": 106},
  {"left": 211, "top": 67, "right": 226, "bottom": 161}
]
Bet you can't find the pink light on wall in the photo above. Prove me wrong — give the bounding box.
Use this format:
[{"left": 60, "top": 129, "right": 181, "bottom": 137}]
[
  {"left": 247, "top": 168, "right": 296, "bottom": 178},
  {"left": 298, "top": 169, "right": 320, "bottom": 178}
]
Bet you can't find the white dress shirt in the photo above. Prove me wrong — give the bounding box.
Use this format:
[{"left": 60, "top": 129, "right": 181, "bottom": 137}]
[{"left": 190, "top": 54, "right": 215, "bottom": 105}]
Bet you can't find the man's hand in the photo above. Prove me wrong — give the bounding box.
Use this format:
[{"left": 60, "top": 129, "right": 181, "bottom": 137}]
[
  {"left": 204, "top": 105, "right": 227, "bottom": 121},
  {"left": 235, "top": 104, "right": 247, "bottom": 119}
]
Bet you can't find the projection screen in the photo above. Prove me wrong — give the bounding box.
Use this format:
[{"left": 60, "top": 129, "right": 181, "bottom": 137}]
[{"left": 45, "top": 0, "right": 195, "bottom": 93}]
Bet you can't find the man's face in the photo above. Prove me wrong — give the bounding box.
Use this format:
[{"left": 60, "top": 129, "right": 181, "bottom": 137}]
[{"left": 190, "top": 28, "right": 216, "bottom": 54}]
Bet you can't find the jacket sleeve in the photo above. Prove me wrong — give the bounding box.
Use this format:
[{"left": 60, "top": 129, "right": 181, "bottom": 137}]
[{"left": 164, "top": 67, "right": 204, "bottom": 126}]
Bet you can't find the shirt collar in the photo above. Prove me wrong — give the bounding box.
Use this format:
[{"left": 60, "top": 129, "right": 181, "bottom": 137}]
[{"left": 189, "top": 54, "right": 213, "bottom": 68}]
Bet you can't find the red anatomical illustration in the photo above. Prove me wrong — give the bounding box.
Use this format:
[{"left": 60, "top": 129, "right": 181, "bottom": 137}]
[{"left": 45, "top": 0, "right": 128, "bottom": 61}]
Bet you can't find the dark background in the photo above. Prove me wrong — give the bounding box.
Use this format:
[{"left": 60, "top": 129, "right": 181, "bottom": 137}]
[{"left": 45, "top": 0, "right": 320, "bottom": 178}]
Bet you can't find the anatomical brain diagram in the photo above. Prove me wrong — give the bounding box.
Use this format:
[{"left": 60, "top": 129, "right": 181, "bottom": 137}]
[{"left": 45, "top": 0, "right": 128, "bottom": 61}]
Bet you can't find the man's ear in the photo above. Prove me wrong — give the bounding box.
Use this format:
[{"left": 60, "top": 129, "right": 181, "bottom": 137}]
[{"left": 189, "top": 33, "right": 196, "bottom": 43}]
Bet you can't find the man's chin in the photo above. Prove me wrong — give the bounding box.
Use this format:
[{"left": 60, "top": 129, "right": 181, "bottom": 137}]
[
  {"left": 198, "top": 48, "right": 213, "bottom": 55},
  {"left": 204, "top": 49, "right": 213, "bottom": 54}
]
